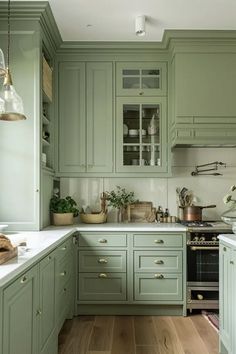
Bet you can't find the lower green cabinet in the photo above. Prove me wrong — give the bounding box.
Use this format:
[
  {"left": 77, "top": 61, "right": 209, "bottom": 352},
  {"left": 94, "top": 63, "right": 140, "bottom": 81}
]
[{"left": 2, "top": 266, "right": 39, "bottom": 354}]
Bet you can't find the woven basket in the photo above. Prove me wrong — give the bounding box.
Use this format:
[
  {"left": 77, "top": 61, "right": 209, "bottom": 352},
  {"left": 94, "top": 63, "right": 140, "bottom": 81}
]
[{"left": 80, "top": 212, "right": 107, "bottom": 224}]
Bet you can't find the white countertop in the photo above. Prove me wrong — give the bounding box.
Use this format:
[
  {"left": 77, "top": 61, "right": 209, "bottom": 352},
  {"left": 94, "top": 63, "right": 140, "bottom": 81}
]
[
  {"left": 219, "top": 234, "right": 236, "bottom": 247},
  {"left": 0, "top": 222, "right": 187, "bottom": 288}
]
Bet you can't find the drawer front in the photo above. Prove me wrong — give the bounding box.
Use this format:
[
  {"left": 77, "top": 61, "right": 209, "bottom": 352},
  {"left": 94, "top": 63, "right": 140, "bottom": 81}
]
[
  {"left": 78, "top": 272, "right": 126, "bottom": 301},
  {"left": 79, "top": 250, "right": 126, "bottom": 272},
  {"left": 134, "top": 251, "right": 182, "bottom": 273},
  {"left": 79, "top": 233, "right": 127, "bottom": 247},
  {"left": 57, "top": 255, "right": 73, "bottom": 292},
  {"left": 57, "top": 278, "right": 73, "bottom": 331},
  {"left": 134, "top": 273, "right": 182, "bottom": 301},
  {"left": 57, "top": 237, "right": 73, "bottom": 260},
  {"left": 133, "top": 233, "right": 183, "bottom": 248}
]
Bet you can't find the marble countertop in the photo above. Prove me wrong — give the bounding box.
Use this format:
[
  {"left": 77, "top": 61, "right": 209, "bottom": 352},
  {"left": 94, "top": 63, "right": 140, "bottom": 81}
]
[
  {"left": 0, "top": 222, "right": 187, "bottom": 288},
  {"left": 219, "top": 233, "right": 236, "bottom": 247}
]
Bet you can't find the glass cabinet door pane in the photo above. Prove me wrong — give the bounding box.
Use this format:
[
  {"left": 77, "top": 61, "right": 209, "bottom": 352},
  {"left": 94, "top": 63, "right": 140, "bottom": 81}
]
[
  {"left": 123, "top": 104, "right": 140, "bottom": 166},
  {"left": 123, "top": 77, "right": 140, "bottom": 89}
]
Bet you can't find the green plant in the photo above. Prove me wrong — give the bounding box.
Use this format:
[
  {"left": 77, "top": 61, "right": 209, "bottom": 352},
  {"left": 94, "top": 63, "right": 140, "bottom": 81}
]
[
  {"left": 50, "top": 195, "right": 79, "bottom": 216},
  {"left": 105, "top": 186, "right": 137, "bottom": 209},
  {"left": 223, "top": 185, "right": 236, "bottom": 207}
]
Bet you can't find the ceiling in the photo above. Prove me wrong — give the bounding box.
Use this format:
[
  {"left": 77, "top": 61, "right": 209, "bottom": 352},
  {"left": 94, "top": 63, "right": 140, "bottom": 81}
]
[{"left": 10, "top": 0, "right": 236, "bottom": 41}]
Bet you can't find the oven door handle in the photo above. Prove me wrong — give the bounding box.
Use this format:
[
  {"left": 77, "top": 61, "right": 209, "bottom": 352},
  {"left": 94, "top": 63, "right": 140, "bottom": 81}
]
[{"left": 190, "top": 246, "right": 219, "bottom": 251}]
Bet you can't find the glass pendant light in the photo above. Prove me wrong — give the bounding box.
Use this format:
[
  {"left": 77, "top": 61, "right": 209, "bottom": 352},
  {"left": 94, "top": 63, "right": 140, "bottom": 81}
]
[{"left": 0, "top": 0, "right": 26, "bottom": 121}]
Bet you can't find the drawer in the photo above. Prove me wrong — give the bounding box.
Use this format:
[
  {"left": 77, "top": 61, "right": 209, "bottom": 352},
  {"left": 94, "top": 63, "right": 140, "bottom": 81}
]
[
  {"left": 57, "top": 278, "right": 73, "bottom": 331},
  {"left": 134, "top": 273, "right": 182, "bottom": 301},
  {"left": 133, "top": 233, "right": 183, "bottom": 248},
  {"left": 78, "top": 233, "right": 127, "bottom": 248},
  {"left": 134, "top": 251, "right": 182, "bottom": 273},
  {"left": 57, "top": 237, "right": 73, "bottom": 260},
  {"left": 57, "top": 255, "right": 73, "bottom": 292},
  {"left": 79, "top": 250, "right": 126, "bottom": 272},
  {"left": 78, "top": 272, "right": 126, "bottom": 301}
]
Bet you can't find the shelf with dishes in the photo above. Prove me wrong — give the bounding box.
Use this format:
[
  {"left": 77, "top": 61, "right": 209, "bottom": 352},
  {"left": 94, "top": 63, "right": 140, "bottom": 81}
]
[{"left": 123, "top": 144, "right": 160, "bottom": 166}]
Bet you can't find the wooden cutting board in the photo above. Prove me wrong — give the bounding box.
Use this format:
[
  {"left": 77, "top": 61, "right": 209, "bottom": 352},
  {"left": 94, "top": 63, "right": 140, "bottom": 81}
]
[
  {"left": 0, "top": 247, "right": 18, "bottom": 265},
  {"left": 127, "top": 202, "right": 153, "bottom": 222}
]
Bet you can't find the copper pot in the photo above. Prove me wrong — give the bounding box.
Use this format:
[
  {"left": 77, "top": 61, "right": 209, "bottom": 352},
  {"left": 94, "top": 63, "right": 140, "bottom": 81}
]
[{"left": 180, "top": 205, "right": 216, "bottom": 221}]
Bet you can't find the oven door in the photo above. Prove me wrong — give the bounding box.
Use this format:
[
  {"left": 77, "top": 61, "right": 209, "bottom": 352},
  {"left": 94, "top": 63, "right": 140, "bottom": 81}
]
[{"left": 187, "top": 245, "right": 219, "bottom": 283}]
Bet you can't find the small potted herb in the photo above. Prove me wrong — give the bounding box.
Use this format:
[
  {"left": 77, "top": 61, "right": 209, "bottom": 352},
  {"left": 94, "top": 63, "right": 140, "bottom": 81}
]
[
  {"left": 50, "top": 195, "right": 79, "bottom": 226},
  {"left": 105, "top": 186, "right": 137, "bottom": 222}
]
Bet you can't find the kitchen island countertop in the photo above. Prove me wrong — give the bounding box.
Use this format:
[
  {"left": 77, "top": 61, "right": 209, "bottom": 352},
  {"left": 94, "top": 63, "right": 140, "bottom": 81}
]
[{"left": 219, "top": 233, "right": 236, "bottom": 246}]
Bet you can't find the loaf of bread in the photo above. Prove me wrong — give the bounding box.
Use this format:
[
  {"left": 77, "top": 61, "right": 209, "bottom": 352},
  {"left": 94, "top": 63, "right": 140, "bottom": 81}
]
[{"left": 0, "top": 234, "right": 14, "bottom": 251}]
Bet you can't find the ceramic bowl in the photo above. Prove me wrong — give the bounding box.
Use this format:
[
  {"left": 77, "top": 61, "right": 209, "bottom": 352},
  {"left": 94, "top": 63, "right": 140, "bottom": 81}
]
[
  {"left": 129, "top": 129, "right": 138, "bottom": 137},
  {"left": 0, "top": 224, "right": 8, "bottom": 232}
]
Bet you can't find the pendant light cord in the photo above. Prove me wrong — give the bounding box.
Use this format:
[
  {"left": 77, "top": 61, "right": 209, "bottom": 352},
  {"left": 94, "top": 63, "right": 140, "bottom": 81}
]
[{"left": 7, "top": 0, "right": 10, "bottom": 68}]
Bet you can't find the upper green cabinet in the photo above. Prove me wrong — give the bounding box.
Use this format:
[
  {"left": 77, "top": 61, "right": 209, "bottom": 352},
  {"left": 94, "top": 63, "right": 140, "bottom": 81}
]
[
  {"left": 116, "top": 62, "right": 167, "bottom": 96},
  {"left": 171, "top": 51, "right": 236, "bottom": 147},
  {"left": 58, "top": 61, "right": 113, "bottom": 175}
]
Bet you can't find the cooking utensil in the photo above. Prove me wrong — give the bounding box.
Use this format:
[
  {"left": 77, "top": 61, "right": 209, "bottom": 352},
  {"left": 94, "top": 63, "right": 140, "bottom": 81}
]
[{"left": 180, "top": 205, "right": 216, "bottom": 221}]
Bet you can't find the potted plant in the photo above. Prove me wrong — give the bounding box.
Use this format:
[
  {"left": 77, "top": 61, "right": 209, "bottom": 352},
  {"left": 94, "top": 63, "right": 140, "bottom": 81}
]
[
  {"left": 50, "top": 195, "right": 79, "bottom": 226},
  {"left": 105, "top": 186, "right": 137, "bottom": 222}
]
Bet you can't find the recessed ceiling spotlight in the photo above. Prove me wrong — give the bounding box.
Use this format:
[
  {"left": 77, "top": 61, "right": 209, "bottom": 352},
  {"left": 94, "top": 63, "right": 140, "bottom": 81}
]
[{"left": 135, "top": 15, "right": 146, "bottom": 36}]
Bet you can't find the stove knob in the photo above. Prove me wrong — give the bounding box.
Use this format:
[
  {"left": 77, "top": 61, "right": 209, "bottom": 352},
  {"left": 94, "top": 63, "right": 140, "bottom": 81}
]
[
  {"left": 199, "top": 236, "right": 205, "bottom": 241},
  {"left": 212, "top": 236, "right": 217, "bottom": 241},
  {"left": 193, "top": 236, "right": 199, "bottom": 241}
]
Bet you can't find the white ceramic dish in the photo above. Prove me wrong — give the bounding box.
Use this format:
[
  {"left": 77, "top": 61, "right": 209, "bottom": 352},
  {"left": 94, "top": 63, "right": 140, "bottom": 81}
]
[
  {"left": 0, "top": 224, "right": 8, "bottom": 232},
  {"left": 129, "top": 129, "right": 138, "bottom": 137}
]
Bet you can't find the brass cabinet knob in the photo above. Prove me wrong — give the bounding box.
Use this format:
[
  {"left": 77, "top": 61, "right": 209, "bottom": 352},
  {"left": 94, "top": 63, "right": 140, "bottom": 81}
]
[
  {"left": 60, "top": 271, "right": 67, "bottom": 276},
  {"left": 63, "top": 287, "right": 67, "bottom": 292},
  {"left": 20, "top": 276, "right": 27, "bottom": 284},
  {"left": 48, "top": 255, "right": 52, "bottom": 261},
  {"left": 61, "top": 246, "right": 67, "bottom": 250},
  {"left": 98, "top": 238, "right": 107, "bottom": 243},
  {"left": 223, "top": 247, "right": 227, "bottom": 252},
  {"left": 36, "top": 309, "right": 42, "bottom": 316},
  {"left": 97, "top": 258, "right": 108, "bottom": 264},
  {"left": 230, "top": 260, "right": 234, "bottom": 265},
  {"left": 98, "top": 273, "right": 107, "bottom": 278},
  {"left": 154, "top": 260, "right": 164, "bottom": 265},
  {"left": 139, "top": 91, "right": 144, "bottom": 96},
  {"left": 154, "top": 274, "right": 164, "bottom": 279},
  {"left": 154, "top": 239, "right": 164, "bottom": 244}
]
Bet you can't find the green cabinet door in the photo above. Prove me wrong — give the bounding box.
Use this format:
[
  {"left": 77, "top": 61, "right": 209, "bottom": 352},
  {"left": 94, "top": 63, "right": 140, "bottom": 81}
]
[
  {"left": 58, "top": 62, "right": 86, "bottom": 173},
  {"left": 39, "top": 252, "right": 57, "bottom": 354},
  {"left": 58, "top": 61, "right": 113, "bottom": 174},
  {"left": 2, "top": 266, "right": 39, "bottom": 354}
]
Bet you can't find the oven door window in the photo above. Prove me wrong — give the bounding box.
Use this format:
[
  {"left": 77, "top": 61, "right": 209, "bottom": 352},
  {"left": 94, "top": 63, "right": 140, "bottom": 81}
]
[{"left": 187, "top": 248, "right": 219, "bottom": 282}]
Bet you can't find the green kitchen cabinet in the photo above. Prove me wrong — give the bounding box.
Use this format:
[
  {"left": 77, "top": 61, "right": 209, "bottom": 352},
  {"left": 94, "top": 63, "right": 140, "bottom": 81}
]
[
  {"left": 58, "top": 61, "right": 113, "bottom": 175},
  {"left": 116, "top": 96, "right": 168, "bottom": 173},
  {"left": 2, "top": 266, "right": 39, "bottom": 354},
  {"left": 219, "top": 240, "right": 236, "bottom": 354},
  {"left": 116, "top": 62, "right": 167, "bottom": 97},
  {"left": 171, "top": 52, "right": 236, "bottom": 147}
]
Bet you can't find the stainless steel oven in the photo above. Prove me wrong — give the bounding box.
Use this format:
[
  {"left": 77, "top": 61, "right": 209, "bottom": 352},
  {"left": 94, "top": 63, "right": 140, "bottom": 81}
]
[{"left": 183, "top": 221, "right": 232, "bottom": 312}]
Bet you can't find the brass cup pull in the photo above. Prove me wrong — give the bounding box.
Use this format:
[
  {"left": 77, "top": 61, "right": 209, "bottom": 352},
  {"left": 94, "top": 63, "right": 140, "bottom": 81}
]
[
  {"left": 98, "top": 273, "right": 107, "bottom": 278},
  {"left": 61, "top": 246, "right": 67, "bottom": 250},
  {"left": 154, "top": 239, "right": 164, "bottom": 244},
  {"left": 20, "top": 276, "right": 27, "bottom": 284},
  {"left": 154, "top": 260, "right": 164, "bottom": 265},
  {"left": 98, "top": 258, "right": 108, "bottom": 264},
  {"left": 98, "top": 238, "right": 107, "bottom": 243},
  {"left": 154, "top": 274, "right": 164, "bottom": 279},
  {"left": 60, "top": 271, "right": 67, "bottom": 276}
]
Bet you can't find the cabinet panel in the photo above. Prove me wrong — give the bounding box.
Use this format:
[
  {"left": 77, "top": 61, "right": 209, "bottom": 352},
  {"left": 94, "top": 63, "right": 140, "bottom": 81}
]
[
  {"left": 2, "top": 266, "right": 39, "bottom": 354},
  {"left": 86, "top": 62, "right": 113, "bottom": 172},
  {"left": 134, "top": 273, "right": 182, "bottom": 301},
  {"left": 79, "top": 250, "right": 126, "bottom": 272},
  {"left": 133, "top": 233, "right": 183, "bottom": 248},
  {"left": 79, "top": 272, "right": 126, "bottom": 301},
  {"left": 58, "top": 62, "right": 86, "bottom": 173},
  {"left": 79, "top": 233, "right": 127, "bottom": 247},
  {"left": 134, "top": 250, "right": 182, "bottom": 273}
]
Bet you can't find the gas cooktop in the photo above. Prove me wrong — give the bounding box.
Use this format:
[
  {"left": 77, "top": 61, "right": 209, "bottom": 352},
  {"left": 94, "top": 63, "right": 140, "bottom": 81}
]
[{"left": 180, "top": 220, "right": 232, "bottom": 232}]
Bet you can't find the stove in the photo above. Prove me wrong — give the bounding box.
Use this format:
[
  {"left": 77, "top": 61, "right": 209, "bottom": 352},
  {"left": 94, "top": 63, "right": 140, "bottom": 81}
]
[{"left": 180, "top": 220, "right": 232, "bottom": 233}]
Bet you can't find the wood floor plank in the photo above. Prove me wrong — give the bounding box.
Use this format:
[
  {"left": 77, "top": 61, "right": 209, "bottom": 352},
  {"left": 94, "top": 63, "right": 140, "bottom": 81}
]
[
  {"left": 59, "top": 316, "right": 95, "bottom": 354},
  {"left": 88, "top": 316, "right": 114, "bottom": 351},
  {"left": 136, "top": 345, "right": 159, "bottom": 354},
  {"left": 172, "top": 316, "right": 210, "bottom": 354},
  {"left": 153, "top": 316, "right": 184, "bottom": 354},
  {"left": 87, "top": 351, "right": 111, "bottom": 354},
  {"left": 190, "top": 314, "right": 219, "bottom": 354},
  {"left": 134, "top": 316, "right": 157, "bottom": 345},
  {"left": 111, "top": 316, "right": 135, "bottom": 354}
]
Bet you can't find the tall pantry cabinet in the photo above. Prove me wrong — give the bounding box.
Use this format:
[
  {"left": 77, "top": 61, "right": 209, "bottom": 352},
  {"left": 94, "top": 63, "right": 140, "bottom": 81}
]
[{"left": 0, "top": 3, "right": 60, "bottom": 230}]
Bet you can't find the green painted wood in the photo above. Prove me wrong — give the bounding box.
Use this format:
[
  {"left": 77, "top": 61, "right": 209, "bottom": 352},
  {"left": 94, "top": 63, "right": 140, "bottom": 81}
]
[
  {"left": 58, "top": 62, "right": 86, "bottom": 173},
  {"left": 2, "top": 266, "right": 39, "bottom": 354},
  {"left": 116, "top": 96, "right": 168, "bottom": 173},
  {"left": 133, "top": 233, "right": 183, "bottom": 248},
  {"left": 57, "top": 277, "right": 73, "bottom": 332},
  {"left": 40, "top": 171, "right": 54, "bottom": 229},
  {"left": 134, "top": 250, "right": 182, "bottom": 273},
  {"left": 78, "top": 272, "right": 127, "bottom": 301},
  {"left": 57, "top": 254, "right": 73, "bottom": 293},
  {"left": 78, "top": 232, "right": 127, "bottom": 247},
  {"left": 86, "top": 62, "right": 113, "bottom": 172},
  {"left": 79, "top": 250, "right": 127, "bottom": 272},
  {"left": 56, "top": 236, "right": 74, "bottom": 260},
  {"left": 39, "top": 252, "right": 56, "bottom": 354},
  {"left": 116, "top": 62, "right": 167, "bottom": 96},
  {"left": 134, "top": 273, "right": 182, "bottom": 301}
]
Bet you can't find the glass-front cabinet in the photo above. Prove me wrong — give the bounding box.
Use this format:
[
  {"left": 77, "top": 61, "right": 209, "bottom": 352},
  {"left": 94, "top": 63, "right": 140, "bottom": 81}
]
[
  {"left": 116, "top": 97, "right": 167, "bottom": 173},
  {"left": 116, "top": 62, "right": 167, "bottom": 96}
]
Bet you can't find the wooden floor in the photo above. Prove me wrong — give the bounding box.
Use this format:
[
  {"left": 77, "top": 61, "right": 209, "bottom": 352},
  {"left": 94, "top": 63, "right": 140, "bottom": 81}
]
[{"left": 58, "top": 315, "right": 219, "bottom": 354}]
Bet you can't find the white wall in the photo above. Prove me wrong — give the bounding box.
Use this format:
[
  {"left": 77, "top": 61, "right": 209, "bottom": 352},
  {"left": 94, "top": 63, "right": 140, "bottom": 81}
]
[{"left": 61, "top": 148, "right": 236, "bottom": 222}]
